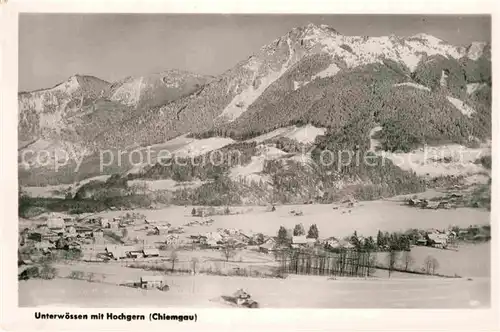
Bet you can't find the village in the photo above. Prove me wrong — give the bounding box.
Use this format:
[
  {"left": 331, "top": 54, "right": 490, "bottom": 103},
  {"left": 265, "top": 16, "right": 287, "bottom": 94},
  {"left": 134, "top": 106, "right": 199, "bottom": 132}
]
[
  {"left": 18, "top": 199, "right": 489, "bottom": 279},
  {"left": 16, "top": 192, "right": 492, "bottom": 309}
]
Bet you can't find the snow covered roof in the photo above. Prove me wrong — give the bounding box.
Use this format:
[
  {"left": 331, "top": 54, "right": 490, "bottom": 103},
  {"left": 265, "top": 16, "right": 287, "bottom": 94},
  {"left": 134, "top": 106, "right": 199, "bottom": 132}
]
[
  {"left": 292, "top": 235, "right": 307, "bottom": 244},
  {"left": 47, "top": 218, "right": 65, "bottom": 229},
  {"left": 142, "top": 248, "right": 160, "bottom": 256},
  {"left": 105, "top": 245, "right": 136, "bottom": 258},
  {"left": 259, "top": 241, "right": 276, "bottom": 250}
]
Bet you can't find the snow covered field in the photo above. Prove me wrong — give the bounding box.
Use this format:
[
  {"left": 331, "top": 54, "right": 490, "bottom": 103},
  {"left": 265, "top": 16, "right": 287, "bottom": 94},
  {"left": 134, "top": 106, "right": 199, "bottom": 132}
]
[
  {"left": 95, "top": 201, "right": 490, "bottom": 240},
  {"left": 19, "top": 275, "right": 490, "bottom": 308}
]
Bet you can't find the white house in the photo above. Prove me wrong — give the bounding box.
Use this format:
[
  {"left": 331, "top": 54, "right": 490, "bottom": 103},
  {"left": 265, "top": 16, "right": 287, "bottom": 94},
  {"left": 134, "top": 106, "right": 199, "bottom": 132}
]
[
  {"left": 153, "top": 225, "right": 170, "bottom": 235},
  {"left": 259, "top": 238, "right": 277, "bottom": 254},
  {"left": 105, "top": 245, "right": 136, "bottom": 259},
  {"left": 291, "top": 235, "right": 307, "bottom": 248},
  {"left": 165, "top": 234, "right": 180, "bottom": 246},
  {"left": 100, "top": 218, "right": 110, "bottom": 228},
  {"left": 142, "top": 248, "right": 160, "bottom": 258},
  {"left": 140, "top": 276, "right": 164, "bottom": 289},
  {"left": 47, "top": 218, "right": 65, "bottom": 231}
]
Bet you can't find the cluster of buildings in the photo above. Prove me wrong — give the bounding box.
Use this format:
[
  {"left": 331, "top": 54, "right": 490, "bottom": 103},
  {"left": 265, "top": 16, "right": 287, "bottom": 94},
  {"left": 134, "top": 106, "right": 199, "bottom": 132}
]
[
  {"left": 104, "top": 245, "right": 161, "bottom": 260},
  {"left": 415, "top": 229, "right": 457, "bottom": 249},
  {"left": 188, "top": 228, "right": 257, "bottom": 249},
  {"left": 407, "top": 198, "right": 453, "bottom": 210},
  {"left": 19, "top": 214, "right": 108, "bottom": 255},
  {"left": 184, "top": 219, "right": 215, "bottom": 227},
  {"left": 257, "top": 236, "right": 354, "bottom": 254}
]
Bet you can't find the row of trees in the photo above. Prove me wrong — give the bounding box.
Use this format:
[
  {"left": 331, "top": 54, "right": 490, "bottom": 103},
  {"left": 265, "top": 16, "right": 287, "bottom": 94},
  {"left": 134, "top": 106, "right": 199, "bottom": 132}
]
[{"left": 275, "top": 223, "right": 415, "bottom": 252}]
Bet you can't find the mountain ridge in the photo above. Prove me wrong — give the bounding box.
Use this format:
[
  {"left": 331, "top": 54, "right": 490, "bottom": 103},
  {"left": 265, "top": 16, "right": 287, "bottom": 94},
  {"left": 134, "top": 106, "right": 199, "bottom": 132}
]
[{"left": 18, "top": 23, "right": 492, "bottom": 193}]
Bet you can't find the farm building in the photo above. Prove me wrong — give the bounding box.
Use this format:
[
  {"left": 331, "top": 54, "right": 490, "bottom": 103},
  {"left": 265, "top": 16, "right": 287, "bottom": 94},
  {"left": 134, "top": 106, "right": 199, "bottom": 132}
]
[
  {"left": 140, "top": 276, "right": 165, "bottom": 289},
  {"left": 105, "top": 245, "right": 136, "bottom": 259},
  {"left": 47, "top": 218, "right": 65, "bottom": 231},
  {"left": 205, "top": 232, "right": 223, "bottom": 243},
  {"left": 153, "top": 225, "right": 170, "bottom": 235},
  {"left": 142, "top": 248, "right": 160, "bottom": 258},
  {"left": 165, "top": 234, "right": 180, "bottom": 246},
  {"left": 291, "top": 235, "right": 307, "bottom": 248},
  {"left": 259, "top": 238, "right": 277, "bottom": 254},
  {"left": 427, "top": 233, "right": 448, "bottom": 249},
  {"left": 100, "top": 218, "right": 110, "bottom": 228}
]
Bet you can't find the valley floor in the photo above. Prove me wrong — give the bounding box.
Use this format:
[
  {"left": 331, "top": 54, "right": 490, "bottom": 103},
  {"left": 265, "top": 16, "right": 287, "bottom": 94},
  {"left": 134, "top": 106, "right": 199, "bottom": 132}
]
[
  {"left": 19, "top": 275, "right": 490, "bottom": 308},
  {"left": 19, "top": 196, "right": 491, "bottom": 309},
  {"left": 96, "top": 200, "right": 490, "bottom": 239}
]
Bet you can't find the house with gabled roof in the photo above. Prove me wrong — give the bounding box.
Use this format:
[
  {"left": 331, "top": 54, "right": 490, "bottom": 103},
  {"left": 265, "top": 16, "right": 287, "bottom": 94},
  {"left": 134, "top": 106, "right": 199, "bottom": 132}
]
[
  {"left": 259, "top": 237, "right": 277, "bottom": 254},
  {"left": 142, "top": 248, "right": 160, "bottom": 258},
  {"left": 291, "top": 235, "right": 307, "bottom": 248}
]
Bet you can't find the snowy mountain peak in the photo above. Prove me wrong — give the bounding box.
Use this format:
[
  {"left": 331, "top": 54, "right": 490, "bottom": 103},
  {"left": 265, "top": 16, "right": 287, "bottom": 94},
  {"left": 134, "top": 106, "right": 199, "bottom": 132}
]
[
  {"left": 408, "top": 33, "right": 445, "bottom": 45},
  {"left": 107, "top": 70, "right": 212, "bottom": 108},
  {"left": 467, "top": 41, "right": 488, "bottom": 61},
  {"left": 52, "top": 75, "right": 81, "bottom": 93}
]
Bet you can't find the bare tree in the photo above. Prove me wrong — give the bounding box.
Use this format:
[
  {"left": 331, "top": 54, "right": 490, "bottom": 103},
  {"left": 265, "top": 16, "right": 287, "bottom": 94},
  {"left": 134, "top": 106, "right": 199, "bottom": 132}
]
[
  {"left": 424, "top": 255, "right": 434, "bottom": 274},
  {"left": 402, "top": 251, "right": 415, "bottom": 271},
  {"left": 367, "top": 254, "right": 377, "bottom": 277},
  {"left": 221, "top": 240, "right": 237, "bottom": 262},
  {"left": 430, "top": 257, "right": 440, "bottom": 275},
  {"left": 170, "top": 250, "right": 179, "bottom": 272},
  {"left": 191, "top": 257, "right": 199, "bottom": 274},
  {"left": 387, "top": 250, "right": 399, "bottom": 277}
]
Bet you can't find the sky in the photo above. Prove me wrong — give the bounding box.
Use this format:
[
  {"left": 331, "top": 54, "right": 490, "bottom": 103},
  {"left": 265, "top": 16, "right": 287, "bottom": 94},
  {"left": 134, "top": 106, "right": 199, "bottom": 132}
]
[{"left": 19, "top": 14, "right": 491, "bottom": 91}]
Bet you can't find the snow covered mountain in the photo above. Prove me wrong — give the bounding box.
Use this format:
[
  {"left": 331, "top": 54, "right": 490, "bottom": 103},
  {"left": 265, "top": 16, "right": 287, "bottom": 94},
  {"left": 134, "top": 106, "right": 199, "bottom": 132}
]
[
  {"left": 18, "top": 75, "right": 111, "bottom": 144},
  {"left": 92, "top": 24, "right": 489, "bottom": 149},
  {"left": 18, "top": 23, "right": 491, "bottom": 191},
  {"left": 106, "top": 70, "right": 213, "bottom": 109}
]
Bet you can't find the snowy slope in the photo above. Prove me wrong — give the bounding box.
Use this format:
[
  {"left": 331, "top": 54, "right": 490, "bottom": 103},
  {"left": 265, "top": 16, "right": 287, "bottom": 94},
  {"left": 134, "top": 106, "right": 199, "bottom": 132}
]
[
  {"left": 250, "top": 124, "right": 326, "bottom": 145},
  {"left": 467, "top": 83, "right": 487, "bottom": 95},
  {"left": 393, "top": 82, "right": 476, "bottom": 117},
  {"left": 171, "top": 137, "right": 236, "bottom": 158},
  {"left": 230, "top": 145, "right": 288, "bottom": 183}
]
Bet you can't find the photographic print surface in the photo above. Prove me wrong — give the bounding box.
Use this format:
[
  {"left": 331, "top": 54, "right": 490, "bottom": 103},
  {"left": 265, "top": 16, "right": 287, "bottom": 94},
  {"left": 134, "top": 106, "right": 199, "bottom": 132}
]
[{"left": 17, "top": 13, "right": 492, "bottom": 309}]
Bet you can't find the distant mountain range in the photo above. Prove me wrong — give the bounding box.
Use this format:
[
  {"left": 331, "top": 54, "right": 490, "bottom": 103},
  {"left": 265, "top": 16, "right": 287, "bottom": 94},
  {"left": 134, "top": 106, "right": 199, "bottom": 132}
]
[{"left": 18, "top": 23, "right": 492, "bottom": 207}]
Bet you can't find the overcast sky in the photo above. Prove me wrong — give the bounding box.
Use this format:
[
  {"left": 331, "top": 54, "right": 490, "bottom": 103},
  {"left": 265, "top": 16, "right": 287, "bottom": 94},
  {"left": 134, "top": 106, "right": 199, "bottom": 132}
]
[{"left": 19, "top": 14, "right": 491, "bottom": 91}]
